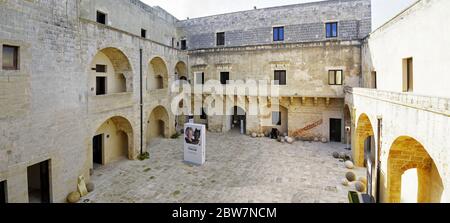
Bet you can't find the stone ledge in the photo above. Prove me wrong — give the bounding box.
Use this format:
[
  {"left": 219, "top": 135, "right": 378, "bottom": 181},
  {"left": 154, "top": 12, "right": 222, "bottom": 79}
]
[{"left": 346, "top": 87, "right": 450, "bottom": 116}]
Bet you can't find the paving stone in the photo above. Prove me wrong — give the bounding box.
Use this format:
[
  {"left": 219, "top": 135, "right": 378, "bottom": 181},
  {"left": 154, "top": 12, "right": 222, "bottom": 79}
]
[{"left": 82, "top": 132, "right": 366, "bottom": 203}]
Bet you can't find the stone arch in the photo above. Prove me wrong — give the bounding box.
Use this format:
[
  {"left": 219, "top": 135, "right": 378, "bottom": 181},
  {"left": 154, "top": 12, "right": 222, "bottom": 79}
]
[
  {"left": 354, "top": 113, "right": 375, "bottom": 167},
  {"left": 92, "top": 116, "right": 134, "bottom": 166},
  {"left": 387, "top": 136, "right": 443, "bottom": 203},
  {"left": 147, "top": 105, "right": 170, "bottom": 144},
  {"left": 148, "top": 57, "right": 168, "bottom": 90},
  {"left": 229, "top": 106, "right": 247, "bottom": 134},
  {"left": 175, "top": 61, "right": 188, "bottom": 80},
  {"left": 343, "top": 104, "right": 352, "bottom": 145},
  {"left": 89, "top": 48, "right": 133, "bottom": 95}
]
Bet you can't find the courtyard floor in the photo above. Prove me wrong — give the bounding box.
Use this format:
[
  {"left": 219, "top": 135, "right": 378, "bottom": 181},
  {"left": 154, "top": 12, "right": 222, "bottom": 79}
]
[{"left": 82, "top": 131, "right": 365, "bottom": 203}]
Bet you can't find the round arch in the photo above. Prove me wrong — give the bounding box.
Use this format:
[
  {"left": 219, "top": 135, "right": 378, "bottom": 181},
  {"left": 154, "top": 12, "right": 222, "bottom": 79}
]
[
  {"left": 387, "top": 136, "right": 443, "bottom": 203},
  {"left": 89, "top": 48, "right": 133, "bottom": 95},
  {"left": 147, "top": 105, "right": 170, "bottom": 144},
  {"left": 354, "top": 113, "right": 375, "bottom": 167},
  {"left": 92, "top": 116, "right": 134, "bottom": 167},
  {"left": 175, "top": 61, "right": 187, "bottom": 80},
  {"left": 148, "top": 57, "right": 169, "bottom": 90},
  {"left": 343, "top": 104, "right": 352, "bottom": 145}
]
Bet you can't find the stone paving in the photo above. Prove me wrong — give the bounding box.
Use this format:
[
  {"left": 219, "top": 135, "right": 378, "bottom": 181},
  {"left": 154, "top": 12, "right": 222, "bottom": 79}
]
[{"left": 82, "top": 131, "right": 366, "bottom": 203}]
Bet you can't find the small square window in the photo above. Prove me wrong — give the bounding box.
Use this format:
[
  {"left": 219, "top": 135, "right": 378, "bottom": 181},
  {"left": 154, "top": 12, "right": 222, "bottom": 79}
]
[
  {"left": 96, "top": 11, "right": 107, "bottom": 25},
  {"left": 141, "top": 29, "right": 147, "bottom": 38},
  {"left": 272, "top": 112, "right": 282, "bottom": 126},
  {"left": 95, "top": 64, "right": 107, "bottom": 73},
  {"left": 2, "top": 45, "right": 19, "bottom": 70},
  {"left": 273, "top": 27, "right": 284, "bottom": 41},
  {"left": 220, "top": 72, "right": 229, "bottom": 85},
  {"left": 216, "top": 32, "right": 225, "bottom": 46},
  {"left": 328, "top": 70, "right": 343, "bottom": 85},
  {"left": 274, "top": 70, "right": 287, "bottom": 85},
  {"left": 326, "top": 22, "right": 338, "bottom": 38}
]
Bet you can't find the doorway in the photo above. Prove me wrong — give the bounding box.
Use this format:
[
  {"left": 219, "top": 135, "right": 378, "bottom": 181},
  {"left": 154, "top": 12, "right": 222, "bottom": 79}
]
[
  {"left": 0, "top": 181, "right": 6, "bottom": 203},
  {"left": 231, "top": 106, "right": 246, "bottom": 134},
  {"left": 158, "top": 120, "right": 165, "bottom": 137},
  {"left": 329, "top": 118, "right": 342, "bottom": 142},
  {"left": 27, "top": 160, "right": 51, "bottom": 203},
  {"left": 93, "top": 134, "right": 103, "bottom": 166},
  {"left": 96, "top": 76, "right": 106, "bottom": 95}
]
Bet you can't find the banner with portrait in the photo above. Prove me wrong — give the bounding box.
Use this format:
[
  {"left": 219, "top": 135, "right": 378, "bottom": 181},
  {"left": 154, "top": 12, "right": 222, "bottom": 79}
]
[{"left": 184, "top": 123, "right": 206, "bottom": 165}]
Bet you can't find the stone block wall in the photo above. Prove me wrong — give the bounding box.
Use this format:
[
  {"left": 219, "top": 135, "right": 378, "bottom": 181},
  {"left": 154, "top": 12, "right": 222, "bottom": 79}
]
[{"left": 178, "top": 0, "right": 371, "bottom": 50}]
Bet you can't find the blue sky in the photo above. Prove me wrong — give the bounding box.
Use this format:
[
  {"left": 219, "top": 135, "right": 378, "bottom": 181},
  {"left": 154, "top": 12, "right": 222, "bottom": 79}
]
[{"left": 142, "top": 0, "right": 417, "bottom": 31}]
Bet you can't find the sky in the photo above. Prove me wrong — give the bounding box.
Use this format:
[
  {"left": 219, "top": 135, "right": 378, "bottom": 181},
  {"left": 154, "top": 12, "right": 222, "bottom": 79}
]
[{"left": 141, "top": 0, "right": 418, "bottom": 31}]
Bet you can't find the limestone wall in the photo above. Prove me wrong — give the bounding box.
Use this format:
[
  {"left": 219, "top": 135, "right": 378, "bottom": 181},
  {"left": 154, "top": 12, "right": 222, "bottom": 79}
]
[
  {"left": 361, "top": 0, "right": 450, "bottom": 98},
  {"left": 0, "top": 0, "right": 185, "bottom": 203},
  {"left": 178, "top": 0, "right": 371, "bottom": 50},
  {"left": 80, "top": 0, "right": 179, "bottom": 47},
  {"left": 346, "top": 88, "right": 450, "bottom": 203}
]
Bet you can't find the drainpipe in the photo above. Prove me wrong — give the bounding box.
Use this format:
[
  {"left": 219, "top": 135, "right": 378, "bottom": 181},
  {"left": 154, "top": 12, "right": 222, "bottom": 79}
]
[
  {"left": 376, "top": 116, "right": 383, "bottom": 203},
  {"left": 140, "top": 48, "right": 144, "bottom": 155}
]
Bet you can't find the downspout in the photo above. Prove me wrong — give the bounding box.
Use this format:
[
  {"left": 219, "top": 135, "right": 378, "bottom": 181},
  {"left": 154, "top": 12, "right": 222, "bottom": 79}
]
[
  {"left": 140, "top": 48, "right": 144, "bottom": 155},
  {"left": 376, "top": 117, "right": 383, "bottom": 203}
]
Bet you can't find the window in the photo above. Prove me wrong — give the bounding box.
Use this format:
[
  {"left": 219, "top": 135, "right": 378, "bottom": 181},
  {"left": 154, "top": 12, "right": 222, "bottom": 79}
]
[
  {"left": 274, "top": 70, "right": 287, "bottom": 85},
  {"left": 273, "top": 27, "right": 284, "bottom": 41},
  {"left": 200, "top": 108, "right": 207, "bottom": 120},
  {"left": 216, "top": 32, "right": 225, "bottom": 46},
  {"left": 2, "top": 45, "right": 19, "bottom": 70},
  {"left": 326, "top": 22, "right": 338, "bottom": 38},
  {"left": 328, "top": 70, "right": 343, "bottom": 85},
  {"left": 95, "top": 64, "right": 107, "bottom": 73},
  {"left": 0, "top": 181, "right": 6, "bottom": 203},
  {"left": 220, "top": 72, "right": 229, "bottom": 85},
  {"left": 171, "top": 38, "right": 175, "bottom": 47},
  {"left": 272, "top": 112, "right": 281, "bottom": 126},
  {"left": 181, "top": 39, "right": 187, "bottom": 50},
  {"left": 371, "top": 71, "right": 377, "bottom": 89},
  {"left": 96, "top": 76, "right": 107, "bottom": 95},
  {"left": 141, "top": 29, "right": 147, "bottom": 38},
  {"left": 96, "top": 11, "right": 107, "bottom": 25},
  {"left": 195, "top": 72, "right": 204, "bottom": 85},
  {"left": 403, "top": 58, "right": 413, "bottom": 92}
]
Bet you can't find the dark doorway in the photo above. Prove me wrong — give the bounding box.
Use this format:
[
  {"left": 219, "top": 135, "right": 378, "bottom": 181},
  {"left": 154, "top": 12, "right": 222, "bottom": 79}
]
[
  {"left": 27, "top": 160, "right": 51, "bottom": 203},
  {"left": 93, "top": 134, "right": 103, "bottom": 165},
  {"left": 158, "top": 120, "right": 165, "bottom": 137},
  {"left": 330, "top": 118, "right": 342, "bottom": 142},
  {"left": 0, "top": 181, "right": 6, "bottom": 203},
  {"left": 96, "top": 76, "right": 106, "bottom": 95},
  {"left": 231, "top": 106, "right": 246, "bottom": 134}
]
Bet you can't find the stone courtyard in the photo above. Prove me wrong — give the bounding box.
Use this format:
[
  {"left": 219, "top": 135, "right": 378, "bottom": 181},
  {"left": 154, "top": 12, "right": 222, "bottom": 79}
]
[{"left": 81, "top": 132, "right": 365, "bottom": 203}]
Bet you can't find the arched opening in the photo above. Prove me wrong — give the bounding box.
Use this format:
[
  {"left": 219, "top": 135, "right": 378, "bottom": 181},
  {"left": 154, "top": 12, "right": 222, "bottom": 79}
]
[
  {"left": 89, "top": 48, "right": 132, "bottom": 96},
  {"left": 92, "top": 116, "right": 133, "bottom": 169},
  {"left": 230, "top": 106, "right": 246, "bottom": 134},
  {"left": 147, "top": 106, "right": 170, "bottom": 144},
  {"left": 344, "top": 105, "right": 352, "bottom": 147},
  {"left": 175, "top": 61, "right": 188, "bottom": 81},
  {"left": 148, "top": 57, "right": 168, "bottom": 91},
  {"left": 272, "top": 105, "right": 288, "bottom": 136},
  {"left": 355, "top": 113, "right": 377, "bottom": 198},
  {"left": 355, "top": 114, "right": 375, "bottom": 167},
  {"left": 387, "top": 136, "right": 443, "bottom": 203},
  {"left": 175, "top": 99, "right": 189, "bottom": 133}
]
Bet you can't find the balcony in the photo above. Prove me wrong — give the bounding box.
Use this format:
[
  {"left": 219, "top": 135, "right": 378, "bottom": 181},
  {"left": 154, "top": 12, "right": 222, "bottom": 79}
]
[{"left": 88, "top": 92, "right": 134, "bottom": 114}]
